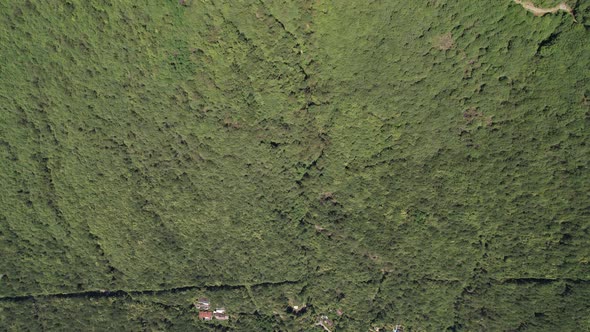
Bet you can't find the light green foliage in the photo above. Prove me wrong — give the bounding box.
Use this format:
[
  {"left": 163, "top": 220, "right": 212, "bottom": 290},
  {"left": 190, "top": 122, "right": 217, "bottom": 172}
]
[{"left": 0, "top": 0, "right": 589, "bottom": 330}]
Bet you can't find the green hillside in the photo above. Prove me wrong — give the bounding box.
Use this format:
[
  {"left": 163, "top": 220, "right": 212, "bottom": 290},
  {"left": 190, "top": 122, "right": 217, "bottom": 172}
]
[{"left": 1, "top": 0, "right": 589, "bottom": 330}]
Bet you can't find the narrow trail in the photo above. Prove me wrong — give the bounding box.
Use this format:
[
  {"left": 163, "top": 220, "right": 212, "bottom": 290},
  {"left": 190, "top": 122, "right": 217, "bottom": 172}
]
[
  {"left": 1, "top": 275, "right": 587, "bottom": 303},
  {"left": 0, "top": 279, "right": 303, "bottom": 302},
  {"left": 513, "top": 0, "right": 577, "bottom": 21}
]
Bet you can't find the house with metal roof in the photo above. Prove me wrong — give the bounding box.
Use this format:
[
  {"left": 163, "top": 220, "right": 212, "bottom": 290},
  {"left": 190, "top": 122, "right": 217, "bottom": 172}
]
[
  {"left": 198, "top": 311, "right": 213, "bottom": 321},
  {"left": 195, "top": 298, "right": 210, "bottom": 311}
]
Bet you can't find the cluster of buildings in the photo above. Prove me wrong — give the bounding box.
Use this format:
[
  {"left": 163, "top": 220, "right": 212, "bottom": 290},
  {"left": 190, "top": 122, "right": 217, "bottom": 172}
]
[{"left": 195, "top": 298, "right": 229, "bottom": 321}]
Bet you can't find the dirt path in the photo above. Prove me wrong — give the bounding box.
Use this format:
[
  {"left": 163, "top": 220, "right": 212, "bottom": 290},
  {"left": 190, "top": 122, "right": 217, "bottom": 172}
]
[{"left": 514, "top": 0, "right": 577, "bottom": 21}]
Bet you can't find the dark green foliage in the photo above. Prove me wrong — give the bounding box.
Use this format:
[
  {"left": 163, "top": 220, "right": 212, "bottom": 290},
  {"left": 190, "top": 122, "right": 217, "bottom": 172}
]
[{"left": 0, "top": 0, "right": 589, "bottom": 330}]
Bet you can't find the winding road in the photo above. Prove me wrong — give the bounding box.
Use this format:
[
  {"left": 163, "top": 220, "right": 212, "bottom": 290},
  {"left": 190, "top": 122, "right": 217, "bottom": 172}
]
[{"left": 513, "top": 0, "right": 577, "bottom": 21}]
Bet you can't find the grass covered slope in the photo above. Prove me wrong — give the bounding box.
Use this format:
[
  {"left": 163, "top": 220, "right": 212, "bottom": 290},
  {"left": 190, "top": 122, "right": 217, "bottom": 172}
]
[{"left": 1, "top": 0, "right": 589, "bottom": 330}]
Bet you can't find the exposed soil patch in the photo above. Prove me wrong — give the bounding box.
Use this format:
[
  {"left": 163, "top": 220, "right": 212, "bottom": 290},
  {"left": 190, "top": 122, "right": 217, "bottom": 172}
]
[
  {"left": 463, "top": 107, "right": 493, "bottom": 126},
  {"left": 433, "top": 32, "right": 455, "bottom": 51}
]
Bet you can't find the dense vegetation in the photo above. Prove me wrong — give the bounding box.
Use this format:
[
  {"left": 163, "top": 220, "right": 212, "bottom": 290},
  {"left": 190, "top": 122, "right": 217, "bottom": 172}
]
[{"left": 1, "top": 0, "right": 589, "bottom": 330}]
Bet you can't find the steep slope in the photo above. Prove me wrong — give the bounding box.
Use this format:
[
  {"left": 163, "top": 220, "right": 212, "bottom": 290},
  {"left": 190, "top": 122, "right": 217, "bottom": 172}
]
[{"left": 1, "top": 0, "right": 589, "bottom": 331}]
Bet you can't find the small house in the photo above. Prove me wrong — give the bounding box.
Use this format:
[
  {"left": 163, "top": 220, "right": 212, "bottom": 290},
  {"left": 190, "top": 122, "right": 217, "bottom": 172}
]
[
  {"left": 319, "top": 315, "right": 334, "bottom": 327},
  {"left": 315, "top": 315, "right": 334, "bottom": 331},
  {"left": 195, "top": 298, "right": 210, "bottom": 310},
  {"left": 214, "top": 308, "right": 228, "bottom": 320},
  {"left": 198, "top": 311, "right": 212, "bottom": 321}
]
